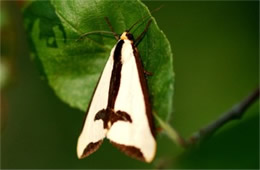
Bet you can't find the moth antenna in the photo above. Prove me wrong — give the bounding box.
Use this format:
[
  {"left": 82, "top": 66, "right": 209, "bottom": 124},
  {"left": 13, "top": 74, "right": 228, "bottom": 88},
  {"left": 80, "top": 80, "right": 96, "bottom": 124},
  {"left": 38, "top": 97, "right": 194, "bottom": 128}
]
[
  {"left": 76, "top": 31, "right": 118, "bottom": 42},
  {"left": 128, "top": 4, "right": 164, "bottom": 32},
  {"left": 104, "top": 17, "right": 119, "bottom": 40},
  {"left": 135, "top": 19, "right": 152, "bottom": 46}
]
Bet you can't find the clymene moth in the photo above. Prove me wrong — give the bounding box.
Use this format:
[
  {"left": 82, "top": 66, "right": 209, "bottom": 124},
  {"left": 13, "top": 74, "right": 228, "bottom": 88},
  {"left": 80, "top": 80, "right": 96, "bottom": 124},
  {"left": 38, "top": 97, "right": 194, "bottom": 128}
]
[{"left": 77, "top": 13, "right": 157, "bottom": 163}]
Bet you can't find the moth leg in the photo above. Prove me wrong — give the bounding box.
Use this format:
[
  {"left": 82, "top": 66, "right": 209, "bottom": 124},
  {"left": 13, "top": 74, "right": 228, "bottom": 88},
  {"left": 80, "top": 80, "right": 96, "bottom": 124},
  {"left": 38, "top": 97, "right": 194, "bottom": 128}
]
[
  {"left": 134, "top": 19, "right": 152, "bottom": 46},
  {"left": 156, "top": 127, "right": 163, "bottom": 133},
  {"left": 144, "top": 70, "right": 153, "bottom": 76},
  {"left": 104, "top": 17, "right": 119, "bottom": 40}
]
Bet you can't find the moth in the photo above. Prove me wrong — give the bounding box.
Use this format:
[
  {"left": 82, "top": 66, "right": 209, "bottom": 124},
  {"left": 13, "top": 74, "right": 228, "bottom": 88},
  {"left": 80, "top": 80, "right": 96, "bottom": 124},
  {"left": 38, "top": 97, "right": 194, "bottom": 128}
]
[{"left": 77, "top": 16, "right": 156, "bottom": 163}]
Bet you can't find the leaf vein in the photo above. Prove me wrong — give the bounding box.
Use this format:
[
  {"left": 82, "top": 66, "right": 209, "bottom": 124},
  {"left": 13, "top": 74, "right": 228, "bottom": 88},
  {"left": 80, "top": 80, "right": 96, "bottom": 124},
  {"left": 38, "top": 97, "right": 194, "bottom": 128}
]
[{"left": 55, "top": 9, "right": 83, "bottom": 35}]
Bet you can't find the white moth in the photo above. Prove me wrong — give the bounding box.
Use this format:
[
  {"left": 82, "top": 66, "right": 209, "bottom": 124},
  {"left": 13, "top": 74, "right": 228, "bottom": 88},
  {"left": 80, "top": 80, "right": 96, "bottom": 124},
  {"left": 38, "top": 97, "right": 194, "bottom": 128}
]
[{"left": 77, "top": 19, "right": 156, "bottom": 162}]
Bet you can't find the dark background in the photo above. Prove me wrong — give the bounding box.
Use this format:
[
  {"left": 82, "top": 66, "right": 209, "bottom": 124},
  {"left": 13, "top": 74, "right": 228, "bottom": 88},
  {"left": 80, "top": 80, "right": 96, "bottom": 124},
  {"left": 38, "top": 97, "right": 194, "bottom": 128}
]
[{"left": 1, "top": 1, "right": 259, "bottom": 169}]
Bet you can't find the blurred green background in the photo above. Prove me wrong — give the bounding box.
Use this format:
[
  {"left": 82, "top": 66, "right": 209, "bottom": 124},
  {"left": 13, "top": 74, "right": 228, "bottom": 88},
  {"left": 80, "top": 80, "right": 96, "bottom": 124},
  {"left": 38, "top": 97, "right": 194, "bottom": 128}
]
[{"left": 1, "top": 1, "right": 259, "bottom": 169}]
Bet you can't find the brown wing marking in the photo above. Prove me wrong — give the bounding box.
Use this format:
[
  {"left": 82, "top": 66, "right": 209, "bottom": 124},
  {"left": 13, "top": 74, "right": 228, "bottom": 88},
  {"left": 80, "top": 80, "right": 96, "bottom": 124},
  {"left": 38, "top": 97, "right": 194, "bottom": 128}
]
[
  {"left": 94, "top": 109, "right": 132, "bottom": 129},
  {"left": 132, "top": 45, "right": 156, "bottom": 138},
  {"left": 110, "top": 141, "right": 145, "bottom": 162},
  {"left": 80, "top": 140, "right": 103, "bottom": 159}
]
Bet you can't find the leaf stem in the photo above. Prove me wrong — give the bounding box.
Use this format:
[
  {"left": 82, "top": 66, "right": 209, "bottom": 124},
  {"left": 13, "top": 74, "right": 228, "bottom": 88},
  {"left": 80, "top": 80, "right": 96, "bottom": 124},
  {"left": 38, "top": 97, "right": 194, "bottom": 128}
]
[{"left": 154, "top": 113, "right": 187, "bottom": 147}]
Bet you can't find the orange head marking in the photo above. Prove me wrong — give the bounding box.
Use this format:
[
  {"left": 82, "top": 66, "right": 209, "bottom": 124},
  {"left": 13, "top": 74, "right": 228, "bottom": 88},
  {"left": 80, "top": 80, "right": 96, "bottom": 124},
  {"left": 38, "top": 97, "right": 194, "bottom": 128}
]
[{"left": 120, "top": 31, "right": 134, "bottom": 43}]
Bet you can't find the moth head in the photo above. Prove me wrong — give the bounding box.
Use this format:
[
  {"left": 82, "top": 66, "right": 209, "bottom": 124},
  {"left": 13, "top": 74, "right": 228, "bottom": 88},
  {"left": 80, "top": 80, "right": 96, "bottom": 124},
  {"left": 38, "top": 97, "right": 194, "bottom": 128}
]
[{"left": 120, "top": 31, "right": 134, "bottom": 42}]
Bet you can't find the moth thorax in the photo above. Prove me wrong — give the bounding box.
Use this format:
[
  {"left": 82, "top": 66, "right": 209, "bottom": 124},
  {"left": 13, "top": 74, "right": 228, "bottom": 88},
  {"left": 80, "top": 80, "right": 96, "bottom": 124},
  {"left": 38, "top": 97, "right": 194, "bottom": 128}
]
[{"left": 121, "top": 42, "right": 134, "bottom": 63}]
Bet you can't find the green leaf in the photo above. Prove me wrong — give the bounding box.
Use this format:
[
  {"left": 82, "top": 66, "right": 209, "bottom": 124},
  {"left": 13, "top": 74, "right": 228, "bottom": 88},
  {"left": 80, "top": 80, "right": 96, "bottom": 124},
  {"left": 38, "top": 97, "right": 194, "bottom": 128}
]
[{"left": 23, "top": 0, "right": 174, "bottom": 122}]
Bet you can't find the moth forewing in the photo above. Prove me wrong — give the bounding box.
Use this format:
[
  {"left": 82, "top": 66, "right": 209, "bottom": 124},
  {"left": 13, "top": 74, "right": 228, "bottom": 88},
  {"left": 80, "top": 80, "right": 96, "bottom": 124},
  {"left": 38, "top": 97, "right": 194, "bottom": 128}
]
[
  {"left": 77, "top": 46, "right": 116, "bottom": 159},
  {"left": 106, "top": 40, "right": 156, "bottom": 162}
]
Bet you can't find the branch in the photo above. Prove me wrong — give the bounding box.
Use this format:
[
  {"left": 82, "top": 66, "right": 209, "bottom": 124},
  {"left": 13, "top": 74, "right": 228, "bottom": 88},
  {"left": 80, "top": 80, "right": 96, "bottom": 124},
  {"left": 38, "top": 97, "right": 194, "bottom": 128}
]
[
  {"left": 156, "top": 88, "right": 259, "bottom": 149},
  {"left": 188, "top": 87, "right": 259, "bottom": 145}
]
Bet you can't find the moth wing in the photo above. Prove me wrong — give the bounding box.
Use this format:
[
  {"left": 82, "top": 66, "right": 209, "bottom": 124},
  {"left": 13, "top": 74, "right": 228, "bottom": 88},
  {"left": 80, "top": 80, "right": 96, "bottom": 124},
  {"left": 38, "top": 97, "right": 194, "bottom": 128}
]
[
  {"left": 106, "top": 41, "right": 156, "bottom": 162},
  {"left": 77, "top": 46, "right": 115, "bottom": 159}
]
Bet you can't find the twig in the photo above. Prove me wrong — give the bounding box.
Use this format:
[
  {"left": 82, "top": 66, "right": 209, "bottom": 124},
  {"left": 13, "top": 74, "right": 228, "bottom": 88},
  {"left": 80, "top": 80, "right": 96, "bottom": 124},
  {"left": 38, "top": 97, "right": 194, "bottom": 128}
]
[
  {"left": 188, "top": 87, "right": 259, "bottom": 145},
  {"left": 156, "top": 88, "right": 259, "bottom": 148}
]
